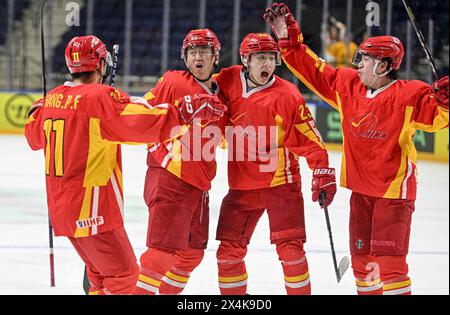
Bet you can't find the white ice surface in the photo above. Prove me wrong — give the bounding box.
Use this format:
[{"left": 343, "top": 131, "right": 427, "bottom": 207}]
[{"left": 0, "top": 135, "right": 448, "bottom": 295}]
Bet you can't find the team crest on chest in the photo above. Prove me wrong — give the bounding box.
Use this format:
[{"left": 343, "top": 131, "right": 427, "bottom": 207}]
[{"left": 350, "top": 113, "right": 388, "bottom": 140}]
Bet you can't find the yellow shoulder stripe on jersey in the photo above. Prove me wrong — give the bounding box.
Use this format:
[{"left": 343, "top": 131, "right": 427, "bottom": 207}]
[
  {"left": 305, "top": 48, "right": 326, "bottom": 72},
  {"left": 120, "top": 104, "right": 168, "bottom": 116},
  {"left": 144, "top": 91, "right": 156, "bottom": 101},
  {"left": 283, "top": 57, "right": 339, "bottom": 110},
  {"left": 295, "top": 122, "right": 326, "bottom": 150}
]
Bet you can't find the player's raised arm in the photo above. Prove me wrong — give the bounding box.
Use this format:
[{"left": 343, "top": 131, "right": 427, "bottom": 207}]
[
  {"left": 264, "top": 2, "right": 358, "bottom": 110},
  {"left": 95, "top": 88, "right": 226, "bottom": 144}
]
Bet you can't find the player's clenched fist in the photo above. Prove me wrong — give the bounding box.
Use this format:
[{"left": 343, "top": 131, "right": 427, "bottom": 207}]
[
  {"left": 311, "top": 168, "right": 337, "bottom": 208},
  {"left": 432, "top": 76, "right": 449, "bottom": 110},
  {"left": 178, "top": 94, "right": 227, "bottom": 124}
]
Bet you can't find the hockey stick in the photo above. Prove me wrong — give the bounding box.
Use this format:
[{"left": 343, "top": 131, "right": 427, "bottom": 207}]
[
  {"left": 40, "top": 0, "right": 55, "bottom": 288},
  {"left": 402, "top": 0, "right": 440, "bottom": 81},
  {"left": 319, "top": 192, "right": 349, "bottom": 283},
  {"left": 110, "top": 45, "right": 120, "bottom": 87},
  {"left": 82, "top": 44, "right": 121, "bottom": 295}
]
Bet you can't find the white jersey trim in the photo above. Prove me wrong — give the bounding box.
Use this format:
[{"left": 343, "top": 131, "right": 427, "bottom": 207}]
[
  {"left": 91, "top": 187, "right": 100, "bottom": 235},
  {"left": 240, "top": 71, "right": 275, "bottom": 99},
  {"left": 219, "top": 280, "right": 248, "bottom": 289},
  {"left": 64, "top": 81, "right": 84, "bottom": 87},
  {"left": 285, "top": 148, "right": 293, "bottom": 184},
  {"left": 402, "top": 160, "right": 414, "bottom": 199},
  {"left": 366, "top": 80, "right": 397, "bottom": 99},
  {"left": 161, "top": 142, "right": 174, "bottom": 168},
  {"left": 194, "top": 77, "right": 220, "bottom": 96},
  {"left": 285, "top": 278, "right": 310, "bottom": 289},
  {"left": 148, "top": 143, "right": 161, "bottom": 153},
  {"left": 111, "top": 173, "right": 124, "bottom": 219}
]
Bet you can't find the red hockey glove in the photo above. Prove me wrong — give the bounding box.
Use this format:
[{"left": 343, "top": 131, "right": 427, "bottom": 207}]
[
  {"left": 432, "top": 76, "right": 449, "bottom": 110},
  {"left": 312, "top": 168, "right": 337, "bottom": 208},
  {"left": 263, "top": 2, "right": 303, "bottom": 49},
  {"left": 178, "top": 94, "right": 227, "bottom": 124}
]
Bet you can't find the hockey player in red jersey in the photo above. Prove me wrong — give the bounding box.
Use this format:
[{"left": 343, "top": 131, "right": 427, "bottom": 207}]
[
  {"left": 264, "top": 3, "right": 449, "bottom": 295},
  {"left": 134, "top": 29, "right": 228, "bottom": 295},
  {"left": 25, "top": 35, "right": 226, "bottom": 295},
  {"left": 214, "top": 33, "right": 336, "bottom": 295}
]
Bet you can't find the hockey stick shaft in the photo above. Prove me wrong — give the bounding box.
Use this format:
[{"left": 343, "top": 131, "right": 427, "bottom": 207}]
[
  {"left": 320, "top": 192, "right": 340, "bottom": 282},
  {"left": 41, "top": 0, "right": 55, "bottom": 288},
  {"left": 110, "top": 45, "right": 120, "bottom": 87},
  {"left": 402, "top": 0, "right": 440, "bottom": 80}
]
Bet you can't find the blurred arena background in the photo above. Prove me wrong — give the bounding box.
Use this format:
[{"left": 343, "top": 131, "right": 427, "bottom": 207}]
[{"left": 0, "top": 0, "right": 448, "bottom": 161}]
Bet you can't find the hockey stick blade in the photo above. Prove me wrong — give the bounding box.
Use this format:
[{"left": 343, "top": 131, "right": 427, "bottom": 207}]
[
  {"left": 320, "top": 192, "right": 349, "bottom": 283},
  {"left": 336, "top": 256, "right": 350, "bottom": 283}
]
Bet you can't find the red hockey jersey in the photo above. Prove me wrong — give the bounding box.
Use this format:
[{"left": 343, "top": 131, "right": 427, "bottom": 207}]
[
  {"left": 144, "top": 70, "right": 227, "bottom": 191},
  {"left": 25, "top": 82, "right": 182, "bottom": 237},
  {"left": 281, "top": 43, "right": 449, "bottom": 200},
  {"left": 216, "top": 65, "right": 329, "bottom": 190}
]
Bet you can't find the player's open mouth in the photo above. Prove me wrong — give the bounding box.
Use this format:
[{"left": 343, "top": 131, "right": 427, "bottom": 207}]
[
  {"left": 196, "top": 64, "right": 204, "bottom": 69},
  {"left": 261, "top": 71, "right": 269, "bottom": 79}
]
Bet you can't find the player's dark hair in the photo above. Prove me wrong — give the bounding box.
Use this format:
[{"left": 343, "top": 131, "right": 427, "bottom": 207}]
[
  {"left": 383, "top": 58, "right": 398, "bottom": 80},
  {"left": 71, "top": 72, "right": 96, "bottom": 81}
]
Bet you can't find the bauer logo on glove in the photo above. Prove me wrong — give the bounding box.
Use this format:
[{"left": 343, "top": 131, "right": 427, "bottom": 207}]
[
  {"left": 178, "top": 94, "right": 227, "bottom": 124},
  {"left": 311, "top": 167, "right": 337, "bottom": 208},
  {"left": 313, "top": 168, "right": 336, "bottom": 176}
]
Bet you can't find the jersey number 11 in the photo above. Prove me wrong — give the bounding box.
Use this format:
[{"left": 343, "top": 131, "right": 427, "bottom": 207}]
[{"left": 43, "top": 119, "right": 65, "bottom": 177}]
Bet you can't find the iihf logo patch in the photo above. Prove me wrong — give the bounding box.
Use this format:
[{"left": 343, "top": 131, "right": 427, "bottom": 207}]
[
  {"left": 356, "top": 239, "right": 364, "bottom": 250},
  {"left": 76, "top": 216, "right": 104, "bottom": 229}
]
